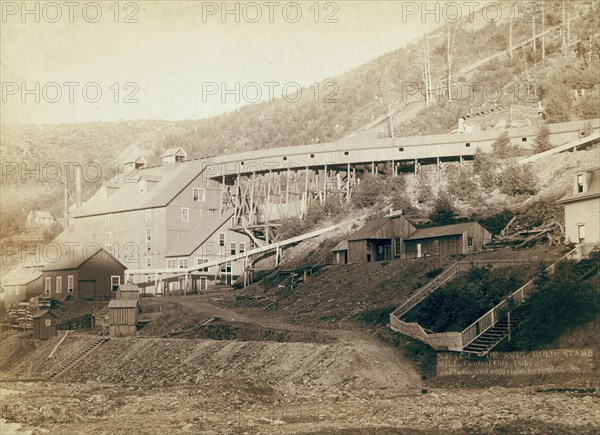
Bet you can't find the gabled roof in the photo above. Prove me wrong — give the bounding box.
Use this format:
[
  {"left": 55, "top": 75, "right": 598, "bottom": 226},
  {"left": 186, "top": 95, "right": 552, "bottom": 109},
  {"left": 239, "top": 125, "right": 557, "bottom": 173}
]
[
  {"left": 1, "top": 267, "right": 42, "bottom": 286},
  {"left": 41, "top": 246, "right": 125, "bottom": 272},
  {"left": 166, "top": 210, "right": 235, "bottom": 257},
  {"left": 118, "top": 284, "right": 140, "bottom": 292},
  {"left": 72, "top": 159, "right": 206, "bottom": 217},
  {"left": 108, "top": 299, "right": 139, "bottom": 309},
  {"left": 558, "top": 167, "right": 600, "bottom": 204},
  {"left": 124, "top": 155, "right": 148, "bottom": 165},
  {"left": 332, "top": 240, "right": 349, "bottom": 251},
  {"left": 32, "top": 310, "right": 56, "bottom": 319},
  {"left": 405, "top": 222, "right": 478, "bottom": 240},
  {"left": 347, "top": 217, "right": 390, "bottom": 241},
  {"left": 161, "top": 147, "right": 188, "bottom": 157}
]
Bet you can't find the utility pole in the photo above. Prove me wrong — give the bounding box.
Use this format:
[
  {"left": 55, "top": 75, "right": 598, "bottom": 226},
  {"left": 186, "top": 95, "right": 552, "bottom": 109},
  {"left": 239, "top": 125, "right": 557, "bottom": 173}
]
[
  {"left": 562, "top": 0, "right": 567, "bottom": 57},
  {"left": 385, "top": 64, "right": 395, "bottom": 138}
]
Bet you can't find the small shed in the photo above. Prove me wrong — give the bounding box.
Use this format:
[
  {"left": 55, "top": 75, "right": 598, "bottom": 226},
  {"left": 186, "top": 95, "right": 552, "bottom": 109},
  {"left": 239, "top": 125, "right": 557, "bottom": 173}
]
[
  {"left": 332, "top": 240, "right": 349, "bottom": 264},
  {"left": 161, "top": 147, "right": 188, "bottom": 164},
  {"left": 32, "top": 310, "right": 57, "bottom": 340},
  {"left": 26, "top": 211, "right": 54, "bottom": 227},
  {"left": 404, "top": 222, "right": 492, "bottom": 258},
  {"left": 116, "top": 284, "right": 140, "bottom": 301},
  {"left": 107, "top": 299, "right": 140, "bottom": 337},
  {"left": 347, "top": 214, "right": 416, "bottom": 263}
]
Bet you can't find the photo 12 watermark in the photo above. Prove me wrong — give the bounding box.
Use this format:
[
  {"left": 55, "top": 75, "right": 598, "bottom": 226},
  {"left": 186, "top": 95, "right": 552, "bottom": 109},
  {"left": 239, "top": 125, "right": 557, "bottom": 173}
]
[
  {"left": 201, "top": 81, "right": 339, "bottom": 104},
  {"left": 200, "top": 1, "right": 340, "bottom": 24},
  {"left": 1, "top": 1, "right": 141, "bottom": 24},
  {"left": 1, "top": 82, "right": 139, "bottom": 104}
]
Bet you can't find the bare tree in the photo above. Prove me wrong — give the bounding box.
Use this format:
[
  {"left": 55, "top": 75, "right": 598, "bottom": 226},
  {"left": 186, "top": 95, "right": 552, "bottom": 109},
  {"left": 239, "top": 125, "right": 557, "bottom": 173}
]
[{"left": 447, "top": 23, "right": 457, "bottom": 101}]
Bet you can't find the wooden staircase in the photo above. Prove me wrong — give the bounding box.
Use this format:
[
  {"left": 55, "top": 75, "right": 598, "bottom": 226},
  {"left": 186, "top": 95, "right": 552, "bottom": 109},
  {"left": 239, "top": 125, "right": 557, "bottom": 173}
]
[
  {"left": 45, "top": 337, "right": 109, "bottom": 381},
  {"left": 462, "top": 309, "right": 526, "bottom": 356}
]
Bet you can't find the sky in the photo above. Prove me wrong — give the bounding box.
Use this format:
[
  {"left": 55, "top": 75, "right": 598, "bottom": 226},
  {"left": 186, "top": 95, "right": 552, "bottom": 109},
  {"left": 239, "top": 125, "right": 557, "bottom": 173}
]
[{"left": 0, "top": 1, "right": 453, "bottom": 125}]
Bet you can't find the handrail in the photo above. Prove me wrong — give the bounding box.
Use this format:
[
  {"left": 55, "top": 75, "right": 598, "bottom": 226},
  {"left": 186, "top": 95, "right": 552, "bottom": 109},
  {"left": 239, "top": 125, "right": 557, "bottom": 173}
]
[
  {"left": 392, "top": 263, "right": 459, "bottom": 318},
  {"left": 459, "top": 245, "right": 584, "bottom": 349}
]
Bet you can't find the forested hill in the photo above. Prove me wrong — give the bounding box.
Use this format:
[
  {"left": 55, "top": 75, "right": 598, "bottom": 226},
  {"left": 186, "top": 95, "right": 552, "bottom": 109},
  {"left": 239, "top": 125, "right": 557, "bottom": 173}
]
[{"left": 1, "top": 1, "right": 599, "bottom": 223}]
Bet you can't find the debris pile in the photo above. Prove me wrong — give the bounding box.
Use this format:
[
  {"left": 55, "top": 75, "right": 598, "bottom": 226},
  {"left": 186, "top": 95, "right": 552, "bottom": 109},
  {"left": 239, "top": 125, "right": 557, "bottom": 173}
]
[{"left": 489, "top": 217, "right": 564, "bottom": 249}]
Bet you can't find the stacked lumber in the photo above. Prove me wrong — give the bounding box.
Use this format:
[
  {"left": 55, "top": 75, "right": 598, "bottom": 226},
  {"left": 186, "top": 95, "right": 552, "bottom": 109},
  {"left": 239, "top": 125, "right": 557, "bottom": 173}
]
[{"left": 489, "top": 219, "right": 564, "bottom": 249}]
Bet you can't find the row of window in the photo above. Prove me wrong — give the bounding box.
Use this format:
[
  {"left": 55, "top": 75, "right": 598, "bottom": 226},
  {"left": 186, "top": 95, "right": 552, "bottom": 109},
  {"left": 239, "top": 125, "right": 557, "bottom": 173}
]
[{"left": 44, "top": 276, "right": 74, "bottom": 294}]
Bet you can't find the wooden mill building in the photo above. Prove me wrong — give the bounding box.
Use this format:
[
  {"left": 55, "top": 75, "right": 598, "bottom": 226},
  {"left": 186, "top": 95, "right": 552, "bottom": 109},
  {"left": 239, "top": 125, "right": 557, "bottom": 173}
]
[{"left": 41, "top": 246, "right": 126, "bottom": 300}]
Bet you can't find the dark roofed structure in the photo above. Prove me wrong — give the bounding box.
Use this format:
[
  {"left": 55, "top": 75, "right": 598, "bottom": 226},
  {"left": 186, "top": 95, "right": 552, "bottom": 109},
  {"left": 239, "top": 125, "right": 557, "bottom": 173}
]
[{"left": 405, "top": 222, "right": 477, "bottom": 240}]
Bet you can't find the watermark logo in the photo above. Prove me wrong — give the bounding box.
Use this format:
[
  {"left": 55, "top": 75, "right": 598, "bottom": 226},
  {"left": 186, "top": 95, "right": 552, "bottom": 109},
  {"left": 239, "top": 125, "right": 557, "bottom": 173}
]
[
  {"left": 1, "top": 1, "right": 140, "bottom": 24},
  {"left": 201, "top": 81, "right": 339, "bottom": 104},
  {"left": 400, "top": 1, "right": 545, "bottom": 24},
  {"left": 1, "top": 82, "right": 139, "bottom": 104},
  {"left": 200, "top": 1, "right": 339, "bottom": 24}
]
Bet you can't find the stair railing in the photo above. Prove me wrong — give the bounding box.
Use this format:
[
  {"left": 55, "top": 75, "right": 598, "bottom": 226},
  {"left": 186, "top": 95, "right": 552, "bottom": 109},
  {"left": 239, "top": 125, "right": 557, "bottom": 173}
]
[
  {"left": 459, "top": 245, "right": 584, "bottom": 350},
  {"left": 391, "top": 262, "right": 460, "bottom": 319}
]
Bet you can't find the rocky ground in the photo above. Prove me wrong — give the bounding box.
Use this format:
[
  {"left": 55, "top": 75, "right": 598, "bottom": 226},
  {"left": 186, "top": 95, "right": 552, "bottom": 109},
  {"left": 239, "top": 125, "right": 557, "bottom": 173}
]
[
  {"left": 1, "top": 246, "right": 597, "bottom": 434},
  {"left": 1, "top": 381, "right": 599, "bottom": 434}
]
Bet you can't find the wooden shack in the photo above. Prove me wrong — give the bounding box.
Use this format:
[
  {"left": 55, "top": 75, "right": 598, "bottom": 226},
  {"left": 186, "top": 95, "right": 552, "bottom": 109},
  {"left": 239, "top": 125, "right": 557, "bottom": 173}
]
[
  {"left": 32, "top": 310, "right": 57, "bottom": 340},
  {"left": 332, "top": 240, "right": 349, "bottom": 264},
  {"left": 116, "top": 284, "right": 140, "bottom": 301},
  {"left": 404, "top": 222, "right": 492, "bottom": 258},
  {"left": 107, "top": 299, "right": 140, "bottom": 337},
  {"left": 347, "top": 214, "right": 416, "bottom": 263}
]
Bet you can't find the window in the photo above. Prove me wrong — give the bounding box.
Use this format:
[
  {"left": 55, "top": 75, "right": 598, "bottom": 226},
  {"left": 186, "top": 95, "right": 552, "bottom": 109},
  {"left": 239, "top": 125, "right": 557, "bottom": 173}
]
[
  {"left": 147, "top": 276, "right": 152, "bottom": 283},
  {"left": 15, "top": 288, "right": 19, "bottom": 295},
  {"left": 111, "top": 275, "right": 120, "bottom": 292},
  {"left": 465, "top": 143, "right": 471, "bottom": 147},
  {"left": 139, "top": 180, "right": 147, "bottom": 194},
  {"left": 146, "top": 228, "right": 152, "bottom": 254},
  {"left": 105, "top": 214, "right": 113, "bottom": 228},
  {"left": 398, "top": 147, "right": 404, "bottom": 152},
  {"left": 45, "top": 319, "right": 51, "bottom": 327},
  {"left": 577, "top": 174, "right": 584, "bottom": 193},
  {"left": 196, "top": 257, "right": 210, "bottom": 272},
  {"left": 522, "top": 137, "right": 528, "bottom": 142},
  {"left": 193, "top": 187, "right": 206, "bottom": 202},
  {"left": 45, "top": 277, "right": 51, "bottom": 294},
  {"left": 220, "top": 262, "right": 232, "bottom": 274},
  {"left": 181, "top": 207, "right": 189, "bottom": 222},
  {"left": 578, "top": 224, "right": 586, "bottom": 243},
  {"left": 104, "top": 231, "right": 113, "bottom": 247},
  {"left": 56, "top": 276, "right": 62, "bottom": 293},
  {"left": 310, "top": 154, "right": 315, "bottom": 158},
  {"left": 67, "top": 275, "right": 74, "bottom": 293},
  {"left": 178, "top": 258, "right": 189, "bottom": 269},
  {"left": 219, "top": 233, "right": 226, "bottom": 247},
  {"left": 230, "top": 242, "right": 237, "bottom": 256},
  {"left": 239, "top": 242, "right": 246, "bottom": 256},
  {"left": 467, "top": 237, "right": 474, "bottom": 247},
  {"left": 394, "top": 238, "right": 401, "bottom": 258},
  {"left": 344, "top": 151, "right": 349, "bottom": 155},
  {"left": 282, "top": 156, "right": 287, "bottom": 161},
  {"left": 146, "top": 256, "right": 152, "bottom": 269},
  {"left": 166, "top": 259, "right": 177, "bottom": 269},
  {"left": 145, "top": 209, "right": 152, "bottom": 223},
  {"left": 433, "top": 239, "right": 439, "bottom": 255}
]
